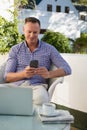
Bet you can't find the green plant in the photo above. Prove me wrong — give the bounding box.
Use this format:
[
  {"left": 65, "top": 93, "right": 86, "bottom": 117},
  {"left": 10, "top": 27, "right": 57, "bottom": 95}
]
[
  {"left": 78, "top": 0, "right": 87, "bottom": 5},
  {"left": 73, "top": 33, "right": 87, "bottom": 53},
  {"left": 0, "top": 16, "right": 23, "bottom": 54},
  {"left": 41, "top": 30, "right": 72, "bottom": 53},
  {"left": 0, "top": 0, "right": 30, "bottom": 54}
]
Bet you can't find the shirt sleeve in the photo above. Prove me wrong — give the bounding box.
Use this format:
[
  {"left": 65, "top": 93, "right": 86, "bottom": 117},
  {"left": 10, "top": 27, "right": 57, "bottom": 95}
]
[
  {"left": 50, "top": 46, "right": 72, "bottom": 75},
  {"left": 4, "top": 46, "right": 18, "bottom": 80}
]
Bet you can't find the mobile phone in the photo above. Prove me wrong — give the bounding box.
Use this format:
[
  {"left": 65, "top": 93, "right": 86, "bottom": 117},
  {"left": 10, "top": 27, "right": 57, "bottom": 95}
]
[{"left": 30, "top": 60, "right": 38, "bottom": 68}]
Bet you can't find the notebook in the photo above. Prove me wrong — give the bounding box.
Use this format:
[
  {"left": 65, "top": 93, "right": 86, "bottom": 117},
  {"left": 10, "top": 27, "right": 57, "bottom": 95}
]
[{"left": 0, "top": 87, "right": 33, "bottom": 116}]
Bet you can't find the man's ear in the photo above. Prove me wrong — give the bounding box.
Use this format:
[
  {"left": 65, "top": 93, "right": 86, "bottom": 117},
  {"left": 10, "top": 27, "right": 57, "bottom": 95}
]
[{"left": 39, "top": 28, "right": 40, "bottom": 34}]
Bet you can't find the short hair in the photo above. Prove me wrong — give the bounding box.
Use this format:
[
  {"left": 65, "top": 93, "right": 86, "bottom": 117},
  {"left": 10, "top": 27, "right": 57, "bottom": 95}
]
[{"left": 25, "top": 17, "right": 41, "bottom": 27}]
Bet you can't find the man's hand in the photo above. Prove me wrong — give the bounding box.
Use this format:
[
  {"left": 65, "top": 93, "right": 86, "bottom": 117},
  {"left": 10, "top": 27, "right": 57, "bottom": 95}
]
[
  {"left": 5, "top": 66, "right": 38, "bottom": 83},
  {"left": 36, "top": 67, "right": 50, "bottom": 79},
  {"left": 24, "top": 66, "right": 38, "bottom": 78}
]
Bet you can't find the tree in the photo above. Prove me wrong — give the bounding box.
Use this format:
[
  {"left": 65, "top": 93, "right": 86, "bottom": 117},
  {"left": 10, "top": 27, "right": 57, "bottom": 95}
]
[
  {"left": 41, "top": 30, "right": 72, "bottom": 53},
  {"left": 73, "top": 33, "right": 87, "bottom": 53},
  {"left": 72, "top": 0, "right": 87, "bottom": 5},
  {"left": 0, "top": 0, "right": 28, "bottom": 54},
  {"left": 0, "top": 16, "right": 22, "bottom": 53},
  {"left": 78, "top": 0, "right": 87, "bottom": 5}
]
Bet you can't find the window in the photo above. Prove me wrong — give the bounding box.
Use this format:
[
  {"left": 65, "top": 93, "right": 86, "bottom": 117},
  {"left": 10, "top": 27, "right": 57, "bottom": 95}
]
[
  {"left": 80, "top": 15, "right": 85, "bottom": 21},
  {"left": 47, "top": 4, "right": 52, "bottom": 12},
  {"left": 40, "top": 29, "right": 46, "bottom": 34},
  {"left": 56, "top": 5, "right": 61, "bottom": 12},
  {"left": 71, "top": 0, "right": 76, "bottom": 2},
  {"left": 65, "top": 7, "right": 70, "bottom": 13}
]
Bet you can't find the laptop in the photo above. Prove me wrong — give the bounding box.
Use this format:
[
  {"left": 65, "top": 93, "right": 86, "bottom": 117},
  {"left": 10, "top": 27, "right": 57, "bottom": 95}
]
[{"left": 0, "top": 87, "right": 33, "bottom": 116}]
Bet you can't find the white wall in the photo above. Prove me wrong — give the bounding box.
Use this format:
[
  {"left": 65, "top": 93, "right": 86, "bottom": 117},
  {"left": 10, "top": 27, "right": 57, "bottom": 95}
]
[
  {"left": 0, "top": 54, "right": 8, "bottom": 65},
  {"left": 51, "top": 54, "right": 87, "bottom": 113}
]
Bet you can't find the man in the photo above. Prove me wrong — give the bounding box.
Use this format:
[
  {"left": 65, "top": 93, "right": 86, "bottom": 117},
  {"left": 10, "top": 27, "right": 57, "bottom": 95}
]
[{"left": 4, "top": 17, "right": 71, "bottom": 105}]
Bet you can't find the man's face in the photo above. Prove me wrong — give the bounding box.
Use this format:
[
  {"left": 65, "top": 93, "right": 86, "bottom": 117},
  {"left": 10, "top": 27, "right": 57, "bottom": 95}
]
[{"left": 23, "top": 22, "right": 40, "bottom": 45}]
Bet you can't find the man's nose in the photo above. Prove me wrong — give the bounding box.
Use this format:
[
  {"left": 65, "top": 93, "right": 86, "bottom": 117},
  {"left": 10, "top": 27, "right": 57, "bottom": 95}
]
[{"left": 30, "top": 33, "right": 34, "bottom": 37}]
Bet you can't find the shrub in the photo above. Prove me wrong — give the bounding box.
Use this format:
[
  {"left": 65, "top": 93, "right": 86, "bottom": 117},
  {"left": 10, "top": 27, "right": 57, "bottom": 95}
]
[
  {"left": 73, "top": 33, "right": 87, "bottom": 53},
  {"left": 0, "top": 16, "right": 23, "bottom": 54},
  {"left": 41, "top": 30, "right": 72, "bottom": 53}
]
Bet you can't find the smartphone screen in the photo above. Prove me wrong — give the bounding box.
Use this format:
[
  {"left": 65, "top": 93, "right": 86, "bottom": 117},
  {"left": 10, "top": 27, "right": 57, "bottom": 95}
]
[{"left": 30, "top": 60, "right": 38, "bottom": 68}]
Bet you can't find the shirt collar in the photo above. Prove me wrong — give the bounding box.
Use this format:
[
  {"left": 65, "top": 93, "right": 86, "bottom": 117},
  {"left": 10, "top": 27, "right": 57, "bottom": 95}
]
[{"left": 24, "top": 40, "right": 41, "bottom": 50}]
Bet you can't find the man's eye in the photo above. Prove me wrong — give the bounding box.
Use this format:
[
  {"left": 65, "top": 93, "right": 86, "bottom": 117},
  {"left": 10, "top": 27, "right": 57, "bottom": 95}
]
[
  {"left": 34, "top": 32, "right": 37, "bottom": 34},
  {"left": 27, "top": 31, "right": 37, "bottom": 34}
]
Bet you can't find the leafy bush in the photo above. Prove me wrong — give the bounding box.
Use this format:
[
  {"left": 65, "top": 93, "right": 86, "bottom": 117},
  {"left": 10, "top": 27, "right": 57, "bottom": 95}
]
[
  {"left": 0, "top": 16, "right": 23, "bottom": 54},
  {"left": 41, "top": 30, "right": 72, "bottom": 53},
  {"left": 73, "top": 33, "right": 87, "bottom": 53},
  {"left": 0, "top": 0, "right": 28, "bottom": 54}
]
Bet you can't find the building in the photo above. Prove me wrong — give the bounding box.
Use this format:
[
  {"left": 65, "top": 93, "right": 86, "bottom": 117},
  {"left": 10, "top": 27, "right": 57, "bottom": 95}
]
[
  {"left": 0, "top": 0, "right": 86, "bottom": 40},
  {"left": 18, "top": 0, "right": 87, "bottom": 41}
]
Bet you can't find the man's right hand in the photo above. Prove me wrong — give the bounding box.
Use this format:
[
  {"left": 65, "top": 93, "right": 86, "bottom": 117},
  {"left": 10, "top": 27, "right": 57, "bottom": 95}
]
[
  {"left": 24, "top": 66, "right": 37, "bottom": 78},
  {"left": 5, "top": 66, "right": 37, "bottom": 83}
]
